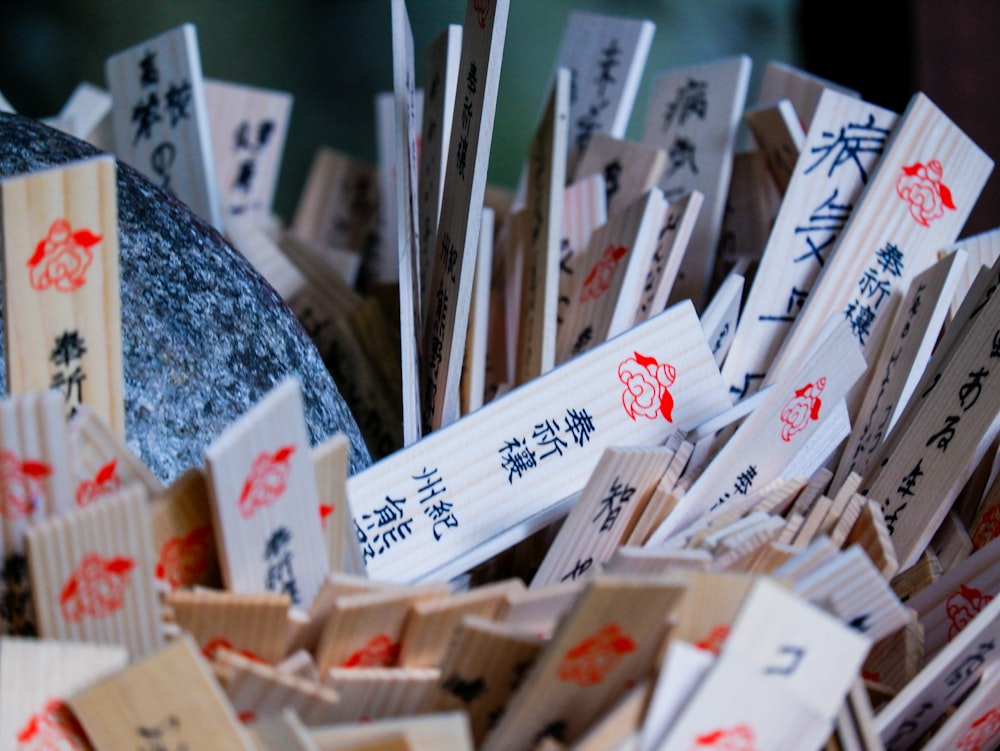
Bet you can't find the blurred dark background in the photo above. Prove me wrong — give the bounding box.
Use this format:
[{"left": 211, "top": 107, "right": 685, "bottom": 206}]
[{"left": 0, "top": 0, "right": 996, "bottom": 235}]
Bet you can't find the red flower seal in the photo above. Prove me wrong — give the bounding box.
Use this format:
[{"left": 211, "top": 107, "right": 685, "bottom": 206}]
[
  {"left": 957, "top": 706, "right": 1000, "bottom": 751},
  {"left": 0, "top": 450, "right": 52, "bottom": 520},
  {"left": 556, "top": 623, "right": 637, "bottom": 687},
  {"left": 779, "top": 378, "right": 825, "bottom": 442},
  {"left": 59, "top": 553, "right": 135, "bottom": 623},
  {"left": 474, "top": 0, "right": 490, "bottom": 27},
  {"left": 690, "top": 724, "right": 758, "bottom": 750},
  {"left": 896, "top": 159, "right": 956, "bottom": 227},
  {"left": 341, "top": 634, "right": 401, "bottom": 667},
  {"left": 27, "top": 218, "right": 102, "bottom": 292},
  {"left": 155, "top": 524, "right": 213, "bottom": 588},
  {"left": 619, "top": 351, "right": 676, "bottom": 422},
  {"left": 972, "top": 505, "right": 1000, "bottom": 550},
  {"left": 74, "top": 458, "right": 120, "bottom": 508},
  {"left": 16, "top": 700, "right": 89, "bottom": 751},
  {"left": 946, "top": 584, "right": 994, "bottom": 641},
  {"left": 238, "top": 445, "right": 296, "bottom": 519},
  {"left": 580, "top": 245, "right": 628, "bottom": 303}
]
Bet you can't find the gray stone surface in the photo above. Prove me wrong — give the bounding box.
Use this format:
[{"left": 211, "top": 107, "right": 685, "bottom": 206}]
[{"left": 0, "top": 112, "right": 371, "bottom": 483}]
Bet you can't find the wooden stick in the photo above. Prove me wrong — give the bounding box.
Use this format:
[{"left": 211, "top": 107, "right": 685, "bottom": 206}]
[{"left": 744, "top": 99, "right": 806, "bottom": 193}]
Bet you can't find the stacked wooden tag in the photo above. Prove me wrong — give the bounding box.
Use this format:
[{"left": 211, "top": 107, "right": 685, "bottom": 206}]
[{"left": 2, "top": 0, "right": 1000, "bottom": 749}]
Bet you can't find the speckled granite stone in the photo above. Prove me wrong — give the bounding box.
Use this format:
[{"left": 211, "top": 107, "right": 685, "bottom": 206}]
[{"left": 0, "top": 112, "right": 371, "bottom": 482}]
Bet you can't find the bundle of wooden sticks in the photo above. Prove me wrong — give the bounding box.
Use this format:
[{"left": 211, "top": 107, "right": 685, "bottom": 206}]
[{"left": 0, "top": 0, "right": 999, "bottom": 749}]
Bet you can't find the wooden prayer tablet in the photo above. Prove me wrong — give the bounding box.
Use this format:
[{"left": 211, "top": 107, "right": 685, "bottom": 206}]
[
  {"left": 0, "top": 638, "right": 127, "bottom": 751},
  {"left": 754, "top": 59, "right": 859, "bottom": 129},
  {"left": 917, "top": 661, "right": 1000, "bottom": 751},
  {"left": 944, "top": 225, "right": 1000, "bottom": 316},
  {"left": 498, "top": 580, "right": 584, "bottom": 639},
  {"left": 250, "top": 709, "right": 320, "bottom": 751},
  {"left": 573, "top": 133, "right": 666, "bottom": 218},
  {"left": 641, "top": 641, "right": 714, "bottom": 750},
  {"left": 460, "top": 207, "right": 494, "bottom": 415},
  {"left": 570, "top": 681, "right": 650, "bottom": 751},
  {"left": 1, "top": 155, "right": 124, "bottom": 436},
  {"left": 312, "top": 433, "right": 350, "bottom": 573},
  {"left": 348, "top": 301, "right": 731, "bottom": 584},
  {"left": 744, "top": 99, "right": 805, "bottom": 193},
  {"left": 557, "top": 174, "right": 608, "bottom": 331},
  {"left": 642, "top": 55, "right": 751, "bottom": 311},
  {"left": 309, "top": 711, "right": 475, "bottom": 751},
  {"left": 721, "top": 89, "right": 897, "bottom": 404},
  {"left": 204, "top": 377, "right": 328, "bottom": 609},
  {"left": 324, "top": 668, "right": 441, "bottom": 723},
  {"left": 515, "top": 68, "right": 569, "bottom": 387},
  {"left": 26, "top": 483, "right": 163, "bottom": 659},
  {"left": 480, "top": 575, "right": 685, "bottom": 751},
  {"left": 225, "top": 213, "right": 309, "bottom": 302},
  {"left": 699, "top": 268, "right": 743, "bottom": 366},
  {"left": 420, "top": 0, "right": 510, "bottom": 434},
  {"left": 203, "top": 78, "right": 292, "bottom": 221},
  {"left": 768, "top": 91, "right": 994, "bottom": 383},
  {"left": 105, "top": 23, "right": 222, "bottom": 230},
  {"left": 68, "top": 635, "right": 254, "bottom": 750}
]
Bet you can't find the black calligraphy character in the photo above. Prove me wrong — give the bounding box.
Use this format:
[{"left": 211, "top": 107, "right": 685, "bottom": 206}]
[
  {"left": 764, "top": 645, "right": 805, "bottom": 675},
  {"left": 793, "top": 188, "right": 852, "bottom": 267},
  {"left": 466, "top": 61, "right": 478, "bottom": 95},
  {"left": 802, "top": 113, "right": 890, "bottom": 182},
  {"left": 564, "top": 408, "right": 596, "bottom": 446},
  {"left": 883, "top": 501, "right": 906, "bottom": 535},
  {"left": 354, "top": 520, "right": 375, "bottom": 562},
  {"left": 443, "top": 674, "right": 486, "bottom": 703},
  {"left": 233, "top": 159, "right": 255, "bottom": 193},
  {"left": 992, "top": 330, "right": 1000, "bottom": 359},
  {"left": 499, "top": 438, "right": 537, "bottom": 483},
  {"left": 132, "top": 92, "right": 161, "bottom": 144},
  {"left": 845, "top": 301, "right": 876, "bottom": 345},
  {"left": 593, "top": 476, "right": 636, "bottom": 532},
  {"left": 663, "top": 78, "right": 708, "bottom": 131},
  {"left": 758, "top": 287, "right": 808, "bottom": 323},
  {"left": 51, "top": 367, "right": 85, "bottom": 404},
  {"left": 455, "top": 136, "right": 469, "bottom": 180},
  {"left": 560, "top": 556, "right": 593, "bottom": 582},
  {"left": 897, "top": 459, "right": 923, "bottom": 497},
  {"left": 733, "top": 465, "right": 758, "bottom": 495},
  {"left": 366, "top": 496, "right": 407, "bottom": 527},
  {"left": 926, "top": 415, "right": 960, "bottom": 451},
  {"left": 575, "top": 101, "right": 605, "bottom": 152},
  {"left": 533, "top": 420, "right": 567, "bottom": 460},
  {"left": 571, "top": 325, "right": 594, "bottom": 356},
  {"left": 139, "top": 50, "right": 160, "bottom": 88},
  {"left": 50, "top": 330, "right": 86, "bottom": 367},
  {"left": 603, "top": 158, "right": 623, "bottom": 204},
  {"left": 164, "top": 80, "right": 192, "bottom": 126},
  {"left": 875, "top": 242, "right": 905, "bottom": 277},
  {"left": 858, "top": 268, "right": 891, "bottom": 310},
  {"left": 959, "top": 368, "right": 989, "bottom": 411},
  {"left": 667, "top": 137, "right": 699, "bottom": 177},
  {"left": 730, "top": 373, "right": 765, "bottom": 401},
  {"left": 594, "top": 38, "right": 621, "bottom": 96},
  {"left": 150, "top": 142, "right": 177, "bottom": 191}
]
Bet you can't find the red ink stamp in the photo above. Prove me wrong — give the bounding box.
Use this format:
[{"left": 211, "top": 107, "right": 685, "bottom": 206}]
[
  {"left": 238, "top": 445, "right": 295, "bottom": 519},
  {"left": 74, "top": 458, "right": 120, "bottom": 508},
  {"left": 946, "top": 584, "right": 994, "bottom": 641},
  {"left": 695, "top": 624, "right": 730, "bottom": 655},
  {"left": 957, "top": 705, "right": 1000, "bottom": 751},
  {"left": 556, "top": 623, "right": 637, "bottom": 687},
  {"left": 896, "top": 159, "right": 956, "bottom": 227},
  {"left": 27, "top": 219, "right": 101, "bottom": 292},
  {"left": 474, "top": 0, "right": 490, "bottom": 28},
  {"left": 59, "top": 553, "right": 135, "bottom": 623},
  {"left": 779, "top": 378, "right": 825, "bottom": 442},
  {"left": 972, "top": 505, "right": 1000, "bottom": 550},
  {"left": 690, "top": 724, "right": 757, "bottom": 750},
  {"left": 619, "top": 351, "right": 676, "bottom": 422},
  {"left": 580, "top": 244, "right": 628, "bottom": 302},
  {"left": 0, "top": 450, "right": 51, "bottom": 520},
  {"left": 319, "top": 503, "right": 335, "bottom": 528},
  {"left": 341, "top": 634, "right": 401, "bottom": 668},
  {"left": 155, "top": 524, "right": 213, "bottom": 588},
  {"left": 17, "top": 699, "right": 89, "bottom": 751}
]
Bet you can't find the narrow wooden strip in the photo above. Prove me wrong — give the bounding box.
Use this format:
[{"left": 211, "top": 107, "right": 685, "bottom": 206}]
[
  {"left": 149, "top": 467, "right": 222, "bottom": 592},
  {"left": 944, "top": 225, "right": 1000, "bottom": 317},
  {"left": 624, "top": 439, "right": 693, "bottom": 546},
  {"left": 640, "top": 640, "right": 714, "bottom": 750},
  {"left": 497, "top": 580, "right": 584, "bottom": 638},
  {"left": 830, "top": 494, "right": 867, "bottom": 548},
  {"left": 929, "top": 510, "right": 973, "bottom": 573},
  {"left": 846, "top": 499, "right": 900, "bottom": 580},
  {"left": 461, "top": 207, "right": 494, "bottom": 415},
  {"left": 310, "top": 712, "right": 474, "bottom": 751},
  {"left": 250, "top": 709, "right": 321, "bottom": 751},
  {"left": 745, "top": 99, "right": 806, "bottom": 193},
  {"left": 569, "top": 681, "right": 650, "bottom": 751},
  {"left": 312, "top": 434, "right": 350, "bottom": 574},
  {"left": 919, "top": 661, "right": 1000, "bottom": 751},
  {"left": 323, "top": 668, "right": 439, "bottom": 723},
  {"left": 574, "top": 133, "right": 665, "bottom": 218},
  {"left": 556, "top": 174, "right": 607, "bottom": 332},
  {"left": 755, "top": 60, "right": 859, "bottom": 128},
  {"left": 861, "top": 616, "right": 924, "bottom": 696}
]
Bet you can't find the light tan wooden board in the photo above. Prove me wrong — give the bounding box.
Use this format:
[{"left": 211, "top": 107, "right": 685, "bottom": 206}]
[
  {"left": 860, "top": 255, "right": 1000, "bottom": 568},
  {"left": 640, "top": 640, "right": 714, "bottom": 751},
  {"left": 166, "top": 590, "right": 291, "bottom": 664},
  {"left": 480, "top": 576, "right": 684, "bottom": 751},
  {"left": 556, "top": 174, "right": 607, "bottom": 330},
  {"left": 649, "top": 318, "right": 866, "bottom": 543},
  {"left": 755, "top": 60, "right": 859, "bottom": 128},
  {"left": 105, "top": 24, "right": 221, "bottom": 229},
  {"left": 669, "top": 570, "right": 755, "bottom": 654},
  {"left": 225, "top": 212, "right": 308, "bottom": 301},
  {"left": 920, "top": 660, "right": 1000, "bottom": 751},
  {"left": 348, "top": 301, "right": 731, "bottom": 584},
  {"left": 250, "top": 709, "right": 321, "bottom": 751},
  {"left": 571, "top": 680, "right": 650, "bottom": 751},
  {"left": 391, "top": 0, "right": 424, "bottom": 449},
  {"left": 531, "top": 446, "right": 675, "bottom": 587},
  {"left": 461, "top": 206, "right": 494, "bottom": 415},
  {"left": 862, "top": 615, "right": 924, "bottom": 695},
  {"left": 515, "top": 68, "right": 570, "bottom": 386},
  {"left": 420, "top": 0, "right": 510, "bottom": 433},
  {"left": 1, "top": 156, "right": 123, "bottom": 434},
  {"left": 660, "top": 577, "right": 869, "bottom": 751},
  {"left": 605, "top": 546, "right": 712, "bottom": 576},
  {"left": 970, "top": 468, "right": 1000, "bottom": 551},
  {"left": 149, "top": 467, "right": 222, "bottom": 591},
  {"left": 314, "top": 583, "right": 449, "bottom": 673},
  {"left": 745, "top": 98, "right": 806, "bottom": 193},
  {"left": 431, "top": 615, "right": 545, "bottom": 744},
  {"left": 418, "top": 24, "right": 462, "bottom": 315},
  {"left": 323, "top": 668, "right": 439, "bottom": 723},
  {"left": 875, "top": 593, "right": 1000, "bottom": 749},
  {"left": 0, "top": 637, "right": 127, "bottom": 751},
  {"left": 556, "top": 189, "right": 668, "bottom": 362},
  {"left": 290, "top": 147, "right": 379, "bottom": 254},
  {"left": 892, "top": 550, "right": 942, "bottom": 604},
  {"left": 310, "top": 712, "right": 474, "bottom": 751},
  {"left": 930, "top": 510, "right": 974, "bottom": 573},
  {"left": 498, "top": 580, "right": 584, "bottom": 638},
  {"left": 632, "top": 190, "right": 703, "bottom": 325},
  {"left": 642, "top": 56, "right": 751, "bottom": 311},
  {"left": 699, "top": 269, "right": 743, "bottom": 366},
  {"left": 944, "top": 225, "right": 1000, "bottom": 317},
  {"left": 721, "top": 90, "right": 897, "bottom": 403},
  {"left": 834, "top": 250, "right": 966, "bottom": 487},
  {"left": 203, "top": 78, "right": 291, "bottom": 220},
  {"left": 280, "top": 234, "right": 363, "bottom": 318},
  {"left": 846, "top": 499, "right": 900, "bottom": 580},
  {"left": 907, "top": 534, "right": 1000, "bottom": 661},
  {"left": 26, "top": 484, "right": 162, "bottom": 658},
  {"left": 624, "top": 438, "right": 694, "bottom": 546},
  {"left": 204, "top": 378, "right": 328, "bottom": 608},
  {"left": 312, "top": 434, "right": 350, "bottom": 573},
  {"left": 398, "top": 578, "right": 524, "bottom": 668},
  {"left": 552, "top": 11, "right": 655, "bottom": 176},
  {"left": 69, "top": 635, "right": 253, "bottom": 749},
  {"left": 574, "top": 133, "right": 666, "bottom": 219},
  {"left": 218, "top": 649, "right": 340, "bottom": 726},
  {"left": 69, "top": 405, "right": 162, "bottom": 511},
  {"left": 768, "top": 91, "right": 994, "bottom": 384}
]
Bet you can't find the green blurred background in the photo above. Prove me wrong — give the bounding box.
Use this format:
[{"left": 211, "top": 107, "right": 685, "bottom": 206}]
[{"left": 0, "top": 1, "right": 995, "bottom": 233}]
